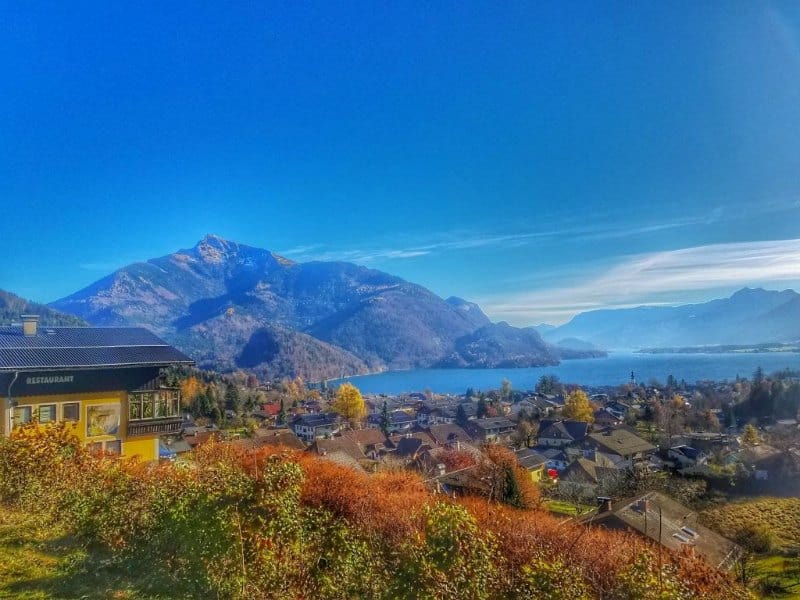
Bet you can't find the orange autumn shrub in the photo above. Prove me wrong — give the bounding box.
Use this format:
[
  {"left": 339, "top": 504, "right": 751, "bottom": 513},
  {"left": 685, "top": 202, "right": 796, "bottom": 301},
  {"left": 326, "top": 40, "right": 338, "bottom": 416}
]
[
  {"left": 294, "top": 449, "right": 432, "bottom": 544},
  {"left": 0, "top": 432, "right": 753, "bottom": 600}
]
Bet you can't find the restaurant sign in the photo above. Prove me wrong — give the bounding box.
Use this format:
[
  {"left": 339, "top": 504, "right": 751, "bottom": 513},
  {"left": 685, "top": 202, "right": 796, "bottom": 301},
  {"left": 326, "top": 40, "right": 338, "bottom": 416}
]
[{"left": 25, "top": 375, "right": 75, "bottom": 385}]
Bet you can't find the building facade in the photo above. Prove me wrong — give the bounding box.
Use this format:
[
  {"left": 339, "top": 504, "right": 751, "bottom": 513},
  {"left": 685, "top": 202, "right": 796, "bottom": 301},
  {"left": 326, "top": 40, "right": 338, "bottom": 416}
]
[{"left": 0, "top": 316, "right": 193, "bottom": 461}]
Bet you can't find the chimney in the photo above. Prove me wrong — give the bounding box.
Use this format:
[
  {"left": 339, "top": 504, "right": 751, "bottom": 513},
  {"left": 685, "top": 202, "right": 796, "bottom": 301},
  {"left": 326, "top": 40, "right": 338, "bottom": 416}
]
[
  {"left": 21, "top": 315, "right": 39, "bottom": 336},
  {"left": 598, "top": 496, "right": 613, "bottom": 513}
]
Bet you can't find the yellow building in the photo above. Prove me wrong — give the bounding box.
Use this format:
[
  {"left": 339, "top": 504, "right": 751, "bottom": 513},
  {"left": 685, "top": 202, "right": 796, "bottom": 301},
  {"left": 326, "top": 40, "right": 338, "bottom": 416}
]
[
  {"left": 515, "top": 447, "right": 548, "bottom": 483},
  {"left": 1, "top": 315, "right": 193, "bottom": 461}
]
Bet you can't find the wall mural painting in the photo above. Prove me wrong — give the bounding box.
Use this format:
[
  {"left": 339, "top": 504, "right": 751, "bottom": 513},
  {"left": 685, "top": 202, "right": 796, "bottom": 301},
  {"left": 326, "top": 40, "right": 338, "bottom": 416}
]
[{"left": 86, "top": 404, "right": 121, "bottom": 437}]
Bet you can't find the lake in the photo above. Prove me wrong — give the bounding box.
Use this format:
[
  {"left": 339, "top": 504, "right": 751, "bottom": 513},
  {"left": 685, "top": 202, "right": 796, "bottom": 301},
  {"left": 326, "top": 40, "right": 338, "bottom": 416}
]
[{"left": 334, "top": 352, "right": 800, "bottom": 394}]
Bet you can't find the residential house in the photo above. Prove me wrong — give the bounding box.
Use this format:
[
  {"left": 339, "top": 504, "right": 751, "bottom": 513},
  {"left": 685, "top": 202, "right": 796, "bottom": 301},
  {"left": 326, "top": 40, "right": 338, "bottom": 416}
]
[
  {"left": 368, "top": 410, "right": 415, "bottom": 433},
  {"left": 537, "top": 447, "right": 570, "bottom": 472},
  {"left": 471, "top": 417, "right": 515, "bottom": 443},
  {"left": 736, "top": 444, "right": 784, "bottom": 480},
  {"left": 668, "top": 445, "right": 708, "bottom": 469},
  {"left": 252, "top": 428, "right": 306, "bottom": 450},
  {"left": 584, "top": 427, "right": 656, "bottom": 468},
  {"left": 393, "top": 436, "right": 433, "bottom": 462},
  {"left": 342, "top": 429, "right": 390, "bottom": 460},
  {"left": 559, "top": 457, "right": 621, "bottom": 499},
  {"left": 291, "top": 412, "right": 341, "bottom": 442},
  {"left": 604, "top": 400, "right": 631, "bottom": 419},
  {"left": 430, "top": 466, "right": 490, "bottom": 498},
  {"left": 515, "top": 447, "right": 548, "bottom": 482},
  {"left": 593, "top": 408, "right": 622, "bottom": 428},
  {"left": 588, "top": 491, "right": 741, "bottom": 571},
  {"left": 428, "top": 423, "right": 473, "bottom": 446},
  {"left": 537, "top": 419, "right": 590, "bottom": 448},
  {"left": 254, "top": 402, "right": 281, "bottom": 422},
  {"left": 308, "top": 436, "right": 368, "bottom": 467}
]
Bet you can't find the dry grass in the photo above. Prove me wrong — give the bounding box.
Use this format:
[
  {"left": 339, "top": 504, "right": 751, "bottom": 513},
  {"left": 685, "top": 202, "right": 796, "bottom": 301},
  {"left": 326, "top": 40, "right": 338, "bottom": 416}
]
[{"left": 701, "top": 497, "right": 800, "bottom": 553}]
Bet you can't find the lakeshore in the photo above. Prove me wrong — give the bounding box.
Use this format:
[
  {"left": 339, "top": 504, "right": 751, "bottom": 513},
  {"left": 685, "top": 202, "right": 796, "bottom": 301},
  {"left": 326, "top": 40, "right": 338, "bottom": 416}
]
[{"left": 333, "top": 351, "right": 800, "bottom": 394}]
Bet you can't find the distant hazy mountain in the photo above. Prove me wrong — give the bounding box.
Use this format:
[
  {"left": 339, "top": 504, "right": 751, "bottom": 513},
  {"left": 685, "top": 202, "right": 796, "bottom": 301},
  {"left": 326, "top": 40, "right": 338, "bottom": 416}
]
[
  {"left": 553, "top": 337, "right": 602, "bottom": 352},
  {"left": 531, "top": 323, "right": 557, "bottom": 335},
  {"left": 436, "top": 321, "right": 561, "bottom": 368},
  {"left": 543, "top": 287, "right": 800, "bottom": 350},
  {"left": 0, "top": 289, "right": 86, "bottom": 327},
  {"left": 52, "top": 235, "right": 585, "bottom": 380}
]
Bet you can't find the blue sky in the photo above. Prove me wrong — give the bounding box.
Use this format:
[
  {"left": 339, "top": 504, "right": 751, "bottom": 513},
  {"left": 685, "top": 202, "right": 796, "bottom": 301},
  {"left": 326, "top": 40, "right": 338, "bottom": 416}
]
[{"left": 2, "top": 1, "right": 800, "bottom": 324}]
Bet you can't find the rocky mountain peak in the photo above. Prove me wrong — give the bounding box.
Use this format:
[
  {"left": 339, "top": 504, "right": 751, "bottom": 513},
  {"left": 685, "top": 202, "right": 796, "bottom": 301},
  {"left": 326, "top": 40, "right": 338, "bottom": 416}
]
[{"left": 194, "top": 234, "right": 238, "bottom": 264}]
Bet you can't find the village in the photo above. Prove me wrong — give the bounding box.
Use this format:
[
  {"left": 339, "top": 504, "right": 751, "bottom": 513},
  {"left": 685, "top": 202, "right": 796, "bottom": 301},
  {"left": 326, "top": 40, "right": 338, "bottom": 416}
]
[{"left": 170, "top": 365, "right": 800, "bottom": 575}]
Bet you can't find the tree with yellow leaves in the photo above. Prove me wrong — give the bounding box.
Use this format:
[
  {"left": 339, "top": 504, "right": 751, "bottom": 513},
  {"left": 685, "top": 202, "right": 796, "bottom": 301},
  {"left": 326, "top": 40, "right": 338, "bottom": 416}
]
[
  {"left": 332, "top": 382, "right": 366, "bottom": 425},
  {"left": 179, "top": 376, "right": 203, "bottom": 408},
  {"left": 742, "top": 423, "right": 759, "bottom": 447},
  {"left": 562, "top": 389, "right": 594, "bottom": 423}
]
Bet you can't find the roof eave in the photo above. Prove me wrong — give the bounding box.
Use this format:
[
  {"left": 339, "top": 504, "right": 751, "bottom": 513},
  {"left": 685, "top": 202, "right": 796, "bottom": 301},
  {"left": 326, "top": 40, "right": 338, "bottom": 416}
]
[{"left": 0, "top": 359, "right": 195, "bottom": 373}]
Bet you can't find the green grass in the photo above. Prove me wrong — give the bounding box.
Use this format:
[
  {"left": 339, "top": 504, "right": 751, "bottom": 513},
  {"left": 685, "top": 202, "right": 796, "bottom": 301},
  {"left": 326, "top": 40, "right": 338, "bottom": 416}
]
[
  {"left": 701, "top": 498, "right": 800, "bottom": 599},
  {"left": 0, "top": 507, "right": 176, "bottom": 599},
  {"left": 545, "top": 499, "right": 594, "bottom": 517},
  {"left": 753, "top": 555, "right": 800, "bottom": 599}
]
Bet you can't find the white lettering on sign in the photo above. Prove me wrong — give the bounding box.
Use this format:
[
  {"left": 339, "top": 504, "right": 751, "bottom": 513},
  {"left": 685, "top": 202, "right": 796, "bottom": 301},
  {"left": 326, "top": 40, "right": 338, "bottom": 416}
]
[{"left": 25, "top": 375, "right": 74, "bottom": 385}]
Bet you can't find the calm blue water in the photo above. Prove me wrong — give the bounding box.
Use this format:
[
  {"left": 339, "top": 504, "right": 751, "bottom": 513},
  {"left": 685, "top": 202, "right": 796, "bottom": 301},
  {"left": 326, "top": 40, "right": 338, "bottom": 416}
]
[{"left": 334, "top": 352, "right": 800, "bottom": 394}]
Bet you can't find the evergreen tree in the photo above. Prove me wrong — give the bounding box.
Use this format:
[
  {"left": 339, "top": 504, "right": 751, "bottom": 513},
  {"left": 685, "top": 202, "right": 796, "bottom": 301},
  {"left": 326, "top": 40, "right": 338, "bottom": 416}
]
[
  {"left": 380, "top": 400, "right": 391, "bottom": 435},
  {"left": 277, "top": 398, "right": 286, "bottom": 425},
  {"left": 456, "top": 403, "right": 469, "bottom": 426},
  {"left": 752, "top": 366, "right": 765, "bottom": 387},
  {"left": 477, "top": 397, "right": 488, "bottom": 419},
  {"left": 224, "top": 384, "right": 242, "bottom": 415}
]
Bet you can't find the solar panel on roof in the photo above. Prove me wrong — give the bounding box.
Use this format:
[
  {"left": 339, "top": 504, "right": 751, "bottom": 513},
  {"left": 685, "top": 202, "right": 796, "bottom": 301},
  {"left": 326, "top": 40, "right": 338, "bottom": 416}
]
[{"left": 0, "top": 327, "right": 193, "bottom": 370}]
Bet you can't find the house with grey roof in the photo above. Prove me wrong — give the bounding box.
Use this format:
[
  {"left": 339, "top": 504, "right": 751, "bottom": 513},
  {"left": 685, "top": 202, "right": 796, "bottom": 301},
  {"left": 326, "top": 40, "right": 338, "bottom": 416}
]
[
  {"left": 537, "top": 419, "right": 590, "bottom": 448},
  {"left": 291, "top": 412, "right": 341, "bottom": 442},
  {"left": 470, "top": 416, "right": 515, "bottom": 443},
  {"left": 587, "top": 491, "right": 741, "bottom": 571},
  {"left": 583, "top": 426, "right": 656, "bottom": 467}
]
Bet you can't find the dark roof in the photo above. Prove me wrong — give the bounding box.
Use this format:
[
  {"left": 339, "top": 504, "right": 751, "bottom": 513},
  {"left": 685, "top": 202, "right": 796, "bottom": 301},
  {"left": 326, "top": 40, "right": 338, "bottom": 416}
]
[
  {"left": 538, "top": 419, "right": 590, "bottom": 442},
  {"left": 293, "top": 413, "right": 339, "bottom": 427},
  {"left": 0, "top": 326, "right": 193, "bottom": 371},
  {"left": 537, "top": 447, "right": 569, "bottom": 462},
  {"left": 429, "top": 424, "right": 473, "bottom": 445},
  {"left": 473, "top": 417, "right": 515, "bottom": 430},
  {"left": 670, "top": 445, "right": 702, "bottom": 460},
  {"left": 515, "top": 448, "right": 547, "bottom": 469},
  {"left": 394, "top": 437, "right": 430, "bottom": 458}
]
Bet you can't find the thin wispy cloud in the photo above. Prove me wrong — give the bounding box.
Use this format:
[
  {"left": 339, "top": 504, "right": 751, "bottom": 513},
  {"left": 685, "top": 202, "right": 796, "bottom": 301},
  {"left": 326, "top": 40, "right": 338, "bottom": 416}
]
[
  {"left": 479, "top": 238, "right": 800, "bottom": 325},
  {"left": 276, "top": 211, "right": 731, "bottom": 264}
]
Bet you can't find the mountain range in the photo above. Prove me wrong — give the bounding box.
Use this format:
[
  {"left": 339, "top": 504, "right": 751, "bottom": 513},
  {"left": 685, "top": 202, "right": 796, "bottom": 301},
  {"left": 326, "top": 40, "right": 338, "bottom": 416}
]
[
  {"left": 47, "top": 235, "right": 595, "bottom": 380},
  {"left": 541, "top": 287, "right": 800, "bottom": 350}
]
